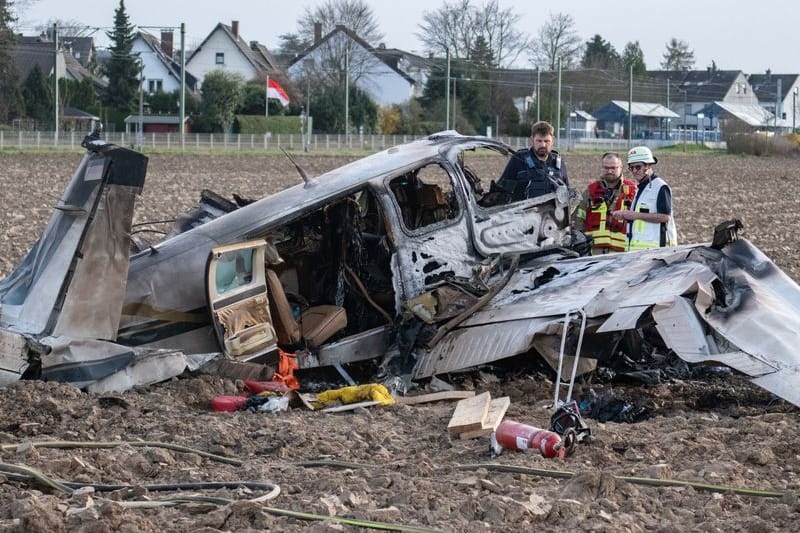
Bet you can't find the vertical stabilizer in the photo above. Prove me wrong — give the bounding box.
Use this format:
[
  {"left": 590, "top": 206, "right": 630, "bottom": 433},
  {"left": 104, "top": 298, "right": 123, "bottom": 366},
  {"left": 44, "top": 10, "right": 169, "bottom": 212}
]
[{"left": 0, "top": 141, "right": 147, "bottom": 341}]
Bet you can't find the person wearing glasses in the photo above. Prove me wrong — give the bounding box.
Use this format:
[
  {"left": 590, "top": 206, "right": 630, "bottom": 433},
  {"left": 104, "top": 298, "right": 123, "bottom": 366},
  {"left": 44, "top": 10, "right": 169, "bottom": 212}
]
[
  {"left": 495, "top": 121, "right": 568, "bottom": 201},
  {"left": 573, "top": 152, "right": 637, "bottom": 254},
  {"left": 611, "top": 146, "right": 677, "bottom": 251}
]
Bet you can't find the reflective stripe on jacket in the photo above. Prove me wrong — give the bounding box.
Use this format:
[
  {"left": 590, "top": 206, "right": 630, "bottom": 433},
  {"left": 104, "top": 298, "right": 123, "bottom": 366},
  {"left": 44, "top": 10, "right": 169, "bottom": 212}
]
[
  {"left": 627, "top": 177, "right": 677, "bottom": 251},
  {"left": 583, "top": 179, "right": 636, "bottom": 252}
]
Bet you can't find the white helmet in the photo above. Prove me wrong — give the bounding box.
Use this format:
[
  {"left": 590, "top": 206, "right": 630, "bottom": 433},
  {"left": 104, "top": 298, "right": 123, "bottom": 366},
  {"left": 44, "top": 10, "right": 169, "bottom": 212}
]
[{"left": 627, "top": 146, "right": 657, "bottom": 165}]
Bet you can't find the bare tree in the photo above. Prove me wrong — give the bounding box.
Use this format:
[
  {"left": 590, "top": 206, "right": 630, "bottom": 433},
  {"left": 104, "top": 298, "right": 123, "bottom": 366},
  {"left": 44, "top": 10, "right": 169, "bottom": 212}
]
[
  {"left": 37, "top": 18, "right": 93, "bottom": 38},
  {"left": 528, "top": 12, "right": 583, "bottom": 70},
  {"left": 661, "top": 38, "right": 695, "bottom": 71},
  {"left": 297, "top": 0, "right": 383, "bottom": 46},
  {"left": 416, "top": 0, "right": 527, "bottom": 67},
  {"left": 472, "top": 0, "right": 527, "bottom": 66},
  {"left": 417, "top": 0, "right": 474, "bottom": 60}
]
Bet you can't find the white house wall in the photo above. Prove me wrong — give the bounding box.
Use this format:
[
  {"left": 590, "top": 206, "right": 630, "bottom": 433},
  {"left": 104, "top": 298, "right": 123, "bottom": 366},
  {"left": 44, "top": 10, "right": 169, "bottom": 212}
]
[
  {"left": 723, "top": 72, "right": 759, "bottom": 105},
  {"left": 186, "top": 29, "right": 257, "bottom": 89},
  {"left": 288, "top": 33, "right": 414, "bottom": 107},
  {"left": 132, "top": 39, "right": 180, "bottom": 94}
]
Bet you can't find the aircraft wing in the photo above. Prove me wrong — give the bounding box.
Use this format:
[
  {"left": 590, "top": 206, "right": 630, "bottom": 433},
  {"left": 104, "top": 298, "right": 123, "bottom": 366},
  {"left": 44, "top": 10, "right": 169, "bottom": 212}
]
[{"left": 412, "top": 239, "right": 800, "bottom": 407}]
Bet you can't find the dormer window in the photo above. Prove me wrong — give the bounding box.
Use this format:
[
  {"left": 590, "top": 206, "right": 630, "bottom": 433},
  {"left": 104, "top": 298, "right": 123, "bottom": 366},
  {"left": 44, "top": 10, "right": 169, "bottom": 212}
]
[{"left": 215, "top": 52, "right": 224, "bottom": 64}]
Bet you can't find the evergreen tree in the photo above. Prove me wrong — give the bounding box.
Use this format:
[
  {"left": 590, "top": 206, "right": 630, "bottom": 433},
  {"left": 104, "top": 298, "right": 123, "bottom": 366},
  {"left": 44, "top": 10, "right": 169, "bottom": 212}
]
[
  {"left": 60, "top": 77, "right": 96, "bottom": 112},
  {"left": 276, "top": 33, "right": 310, "bottom": 56},
  {"left": 581, "top": 35, "right": 621, "bottom": 70},
  {"left": 23, "top": 65, "right": 51, "bottom": 126},
  {"left": 661, "top": 38, "right": 695, "bottom": 71},
  {"left": 0, "top": 0, "right": 23, "bottom": 123},
  {"left": 102, "top": 0, "right": 140, "bottom": 113},
  {"left": 622, "top": 41, "right": 647, "bottom": 77},
  {"left": 309, "top": 83, "right": 377, "bottom": 133},
  {"left": 200, "top": 70, "right": 245, "bottom": 133}
]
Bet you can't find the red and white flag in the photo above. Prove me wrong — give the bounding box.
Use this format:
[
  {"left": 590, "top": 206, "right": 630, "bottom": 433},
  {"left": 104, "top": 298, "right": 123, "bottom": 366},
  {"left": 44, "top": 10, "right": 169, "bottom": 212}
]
[{"left": 267, "top": 79, "right": 290, "bottom": 107}]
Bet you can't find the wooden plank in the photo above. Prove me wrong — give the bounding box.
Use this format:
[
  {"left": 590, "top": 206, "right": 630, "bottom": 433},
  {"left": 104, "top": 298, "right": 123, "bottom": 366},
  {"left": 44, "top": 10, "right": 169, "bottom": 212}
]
[
  {"left": 459, "top": 396, "right": 511, "bottom": 439},
  {"left": 447, "top": 391, "right": 491, "bottom": 435},
  {"left": 321, "top": 400, "right": 382, "bottom": 413},
  {"left": 394, "top": 390, "right": 476, "bottom": 406}
]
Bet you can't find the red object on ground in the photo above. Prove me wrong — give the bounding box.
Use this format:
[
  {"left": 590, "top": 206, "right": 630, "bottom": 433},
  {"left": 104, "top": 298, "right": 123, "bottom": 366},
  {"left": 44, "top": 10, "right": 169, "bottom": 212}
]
[
  {"left": 243, "top": 380, "right": 291, "bottom": 394},
  {"left": 211, "top": 395, "right": 248, "bottom": 412},
  {"left": 494, "top": 419, "right": 568, "bottom": 459}
]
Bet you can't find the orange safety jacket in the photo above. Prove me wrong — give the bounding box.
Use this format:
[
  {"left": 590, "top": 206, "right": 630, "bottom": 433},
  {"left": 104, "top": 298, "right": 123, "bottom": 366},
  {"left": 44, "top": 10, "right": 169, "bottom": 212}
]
[{"left": 583, "top": 179, "right": 637, "bottom": 251}]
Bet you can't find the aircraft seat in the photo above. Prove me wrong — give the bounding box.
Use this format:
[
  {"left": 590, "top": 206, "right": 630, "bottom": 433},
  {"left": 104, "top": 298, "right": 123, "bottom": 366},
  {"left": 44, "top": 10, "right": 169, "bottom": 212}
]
[{"left": 265, "top": 269, "right": 347, "bottom": 348}]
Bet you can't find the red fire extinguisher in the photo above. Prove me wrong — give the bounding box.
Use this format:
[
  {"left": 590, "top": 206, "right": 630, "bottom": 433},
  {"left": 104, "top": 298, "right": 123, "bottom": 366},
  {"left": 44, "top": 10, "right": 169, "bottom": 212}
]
[{"left": 491, "top": 420, "right": 576, "bottom": 459}]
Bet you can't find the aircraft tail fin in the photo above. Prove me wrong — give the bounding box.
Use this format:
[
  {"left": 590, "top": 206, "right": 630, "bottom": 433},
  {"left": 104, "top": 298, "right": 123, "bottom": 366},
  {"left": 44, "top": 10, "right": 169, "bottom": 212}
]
[{"left": 0, "top": 140, "right": 147, "bottom": 341}]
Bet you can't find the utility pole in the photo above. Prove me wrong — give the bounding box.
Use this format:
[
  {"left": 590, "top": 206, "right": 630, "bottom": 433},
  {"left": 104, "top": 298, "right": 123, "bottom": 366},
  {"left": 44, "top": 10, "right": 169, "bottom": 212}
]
[
  {"left": 265, "top": 74, "right": 269, "bottom": 119},
  {"left": 556, "top": 57, "right": 561, "bottom": 147},
  {"left": 445, "top": 48, "right": 450, "bottom": 130},
  {"left": 683, "top": 88, "right": 687, "bottom": 153},
  {"left": 53, "top": 23, "right": 58, "bottom": 145},
  {"left": 452, "top": 76, "right": 457, "bottom": 130},
  {"left": 138, "top": 59, "right": 144, "bottom": 151},
  {"left": 536, "top": 67, "right": 541, "bottom": 122},
  {"left": 776, "top": 78, "right": 782, "bottom": 131},
  {"left": 180, "top": 22, "right": 186, "bottom": 149},
  {"left": 345, "top": 46, "right": 349, "bottom": 141},
  {"left": 627, "top": 63, "right": 633, "bottom": 150}
]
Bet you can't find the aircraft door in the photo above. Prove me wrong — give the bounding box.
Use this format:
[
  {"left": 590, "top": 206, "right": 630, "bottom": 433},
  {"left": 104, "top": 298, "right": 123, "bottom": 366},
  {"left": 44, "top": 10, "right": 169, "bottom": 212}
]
[{"left": 206, "top": 240, "right": 277, "bottom": 361}]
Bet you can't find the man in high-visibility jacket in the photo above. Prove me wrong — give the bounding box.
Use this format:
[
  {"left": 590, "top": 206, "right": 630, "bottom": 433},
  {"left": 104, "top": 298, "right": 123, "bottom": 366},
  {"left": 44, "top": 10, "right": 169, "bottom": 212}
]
[
  {"left": 611, "top": 146, "right": 677, "bottom": 251},
  {"left": 573, "top": 152, "right": 637, "bottom": 254}
]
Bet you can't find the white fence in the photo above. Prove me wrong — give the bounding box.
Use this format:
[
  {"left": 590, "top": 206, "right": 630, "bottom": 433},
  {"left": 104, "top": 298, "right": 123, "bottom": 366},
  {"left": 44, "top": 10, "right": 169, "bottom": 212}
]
[
  {"left": 0, "top": 130, "right": 707, "bottom": 153},
  {"left": 0, "top": 131, "right": 534, "bottom": 153}
]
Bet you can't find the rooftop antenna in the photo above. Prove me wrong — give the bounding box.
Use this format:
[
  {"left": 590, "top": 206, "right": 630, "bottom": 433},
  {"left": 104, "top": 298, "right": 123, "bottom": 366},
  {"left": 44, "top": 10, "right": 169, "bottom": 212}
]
[{"left": 280, "top": 148, "right": 318, "bottom": 188}]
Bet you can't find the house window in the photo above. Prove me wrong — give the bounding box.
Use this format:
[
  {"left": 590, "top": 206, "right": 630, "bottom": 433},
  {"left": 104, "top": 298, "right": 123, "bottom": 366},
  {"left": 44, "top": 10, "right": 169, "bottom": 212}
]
[
  {"left": 215, "top": 52, "right": 224, "bottom": 64},
  {"left": 148, "top": 79, "right": 163, "bottom": 93}
]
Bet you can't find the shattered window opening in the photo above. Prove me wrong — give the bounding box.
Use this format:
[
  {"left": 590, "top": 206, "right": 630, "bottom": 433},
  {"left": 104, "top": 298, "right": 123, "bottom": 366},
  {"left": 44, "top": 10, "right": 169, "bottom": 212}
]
[{"left": 388, "top": 163, "right": 460, "bottom": 231}]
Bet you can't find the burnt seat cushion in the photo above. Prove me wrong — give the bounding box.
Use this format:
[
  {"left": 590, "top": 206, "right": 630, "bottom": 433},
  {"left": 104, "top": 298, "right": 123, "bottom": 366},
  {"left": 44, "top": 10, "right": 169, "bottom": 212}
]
[{"left": 300, "top": 305, "right": 347, "bottom": 348}]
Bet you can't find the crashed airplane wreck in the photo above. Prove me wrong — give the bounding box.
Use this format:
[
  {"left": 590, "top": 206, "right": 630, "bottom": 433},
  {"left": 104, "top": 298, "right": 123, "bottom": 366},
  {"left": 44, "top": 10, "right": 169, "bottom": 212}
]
[{"left": 1, "top": 132, "right": 800, "bottom": 408}]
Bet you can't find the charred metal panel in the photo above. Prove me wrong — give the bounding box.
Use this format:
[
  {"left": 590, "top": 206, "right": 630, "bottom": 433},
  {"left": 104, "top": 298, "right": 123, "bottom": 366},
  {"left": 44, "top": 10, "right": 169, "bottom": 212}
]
[
  {"left": 713, "top": 352, "right": 777, "bottom": 377},
  {"left": 412, "top": 317, "right": 552, "bottom": 378},
  {"left": 471, "top": 199, "right": 570, "bottom": 257},
  {"left": 54, "top": 186, "right": 139, "bottom": 340},
  {"left": 702, "top": 239, "right": 800, "bottom": 372},
  {"left": 652, "top": 297, "right": 715, "bottom": 363},
  {"left": 752, "top": 367, "right": 800, "bottom": 406},
  {"left": 597, "top": 305, "right": 650, "bottom": 333},
  {"left": 314, "top": 326, "right": 389, "bottom": 367},
  {"left": 393, "top": 221, "right": 475, "bottom": 298}
]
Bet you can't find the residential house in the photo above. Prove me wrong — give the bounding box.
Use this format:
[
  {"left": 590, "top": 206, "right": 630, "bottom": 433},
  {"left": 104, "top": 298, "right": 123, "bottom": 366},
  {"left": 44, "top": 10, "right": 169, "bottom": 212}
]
[
  {"left": 13, "top": 35, "right": 107, "bottom": 95},
  {"left": 287, "top": 25, "right": 416, "bottom": 107},
  {"left": 747, "top": 71, "right": 800, "bottom": 130},
  {"left": 132, "top": 30, "right": 199, "bottom": 95},
  {"left": 186, "top": 20, "right": 281, "bottom": 88},
  {"left": 373, "top": 45, "right": 433, "bottom": 100},
  {"left": 61, "top": 36, "right": 95, "bottom": 68},
  {"left": 647, "top": 69, "right": 760, "bottom": 131}
]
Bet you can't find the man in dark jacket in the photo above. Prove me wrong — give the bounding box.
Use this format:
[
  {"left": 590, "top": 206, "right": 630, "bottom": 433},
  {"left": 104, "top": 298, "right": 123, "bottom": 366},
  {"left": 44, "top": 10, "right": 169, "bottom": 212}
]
[{"left": 496, "top": 121, "right": 568, "bottom": 201}]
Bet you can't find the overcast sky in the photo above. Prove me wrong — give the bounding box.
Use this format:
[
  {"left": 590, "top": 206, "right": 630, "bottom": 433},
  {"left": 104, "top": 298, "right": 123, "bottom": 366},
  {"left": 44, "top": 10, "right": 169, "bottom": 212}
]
[{"left": 14, "top": 0, "right": 797, "bottom": 74}]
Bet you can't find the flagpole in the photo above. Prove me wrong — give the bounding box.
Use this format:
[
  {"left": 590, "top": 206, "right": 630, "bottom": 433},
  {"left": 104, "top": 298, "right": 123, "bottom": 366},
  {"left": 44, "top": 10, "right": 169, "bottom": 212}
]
[{"left": 265, "top": 75, "right": 269, "bottom": 119}]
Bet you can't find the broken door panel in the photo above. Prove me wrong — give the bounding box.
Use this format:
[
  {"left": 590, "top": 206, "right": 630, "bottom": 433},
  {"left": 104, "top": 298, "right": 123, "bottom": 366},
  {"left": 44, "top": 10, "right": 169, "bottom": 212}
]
[
  {"left": 386, "top": 163, "right": 475, "bottom": 298},
  {"left": 207, "top": 240, "right": 277, "bottom": 360}
]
